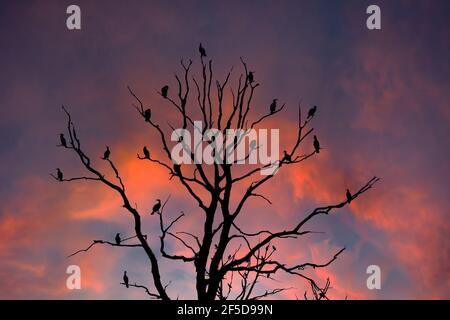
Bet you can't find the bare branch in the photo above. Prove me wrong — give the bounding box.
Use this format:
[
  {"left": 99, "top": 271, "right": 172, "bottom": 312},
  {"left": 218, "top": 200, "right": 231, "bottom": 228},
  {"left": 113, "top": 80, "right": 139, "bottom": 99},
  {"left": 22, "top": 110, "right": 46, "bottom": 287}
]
[{"left": 67, "top": 240, "right": 142, "bottom": 258}]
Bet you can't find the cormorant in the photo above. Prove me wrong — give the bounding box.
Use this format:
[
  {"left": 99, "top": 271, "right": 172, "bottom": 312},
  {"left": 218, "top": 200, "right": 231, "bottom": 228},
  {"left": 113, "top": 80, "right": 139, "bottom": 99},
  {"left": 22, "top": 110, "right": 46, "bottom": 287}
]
[
  {"left": 199, "top": 43, "right": 207, "bottom": 57},
  {"left": 123, "top": 271, "right": 129, "bottom": 288},
  {"left": 248, "top": 72, "right": 254, "bottom": 83},
  {"left": 102, "top": 146, "right": 110, "bottom": 160},
  {"left": 346, "top": 189, "right": 352, "bottom": 204},
  {"left": 307, "top": 106, "right": 317, "bottom": 119},
  {"left": 56, "top": 168, "right": 63, "bottom": 181},
  {"left": 270, "top": 99, "right": 277, "bottom": 114},
  {"left": 283, "top": 150, "right": 291, "bottom": 162},
  {"left": 115, "top": 233, "right": 121, "bottom": 245},
  {"left": 151, "top": 199, "right": 161, "bottom": 215},
  {"left": 144, "top": 109, "right": 151, "bottom": 122},
  {"left": 313, "top": 136, "right": 320, "bottom": 153},
  {"left": 143, "top": 146, "right": 150, "bottom": 159},
  {"left": 60, "top": 134, "right": 67, "bottom": 147},
  {"left": 161, "top": 85, "right": 169, "bottom": 98}
]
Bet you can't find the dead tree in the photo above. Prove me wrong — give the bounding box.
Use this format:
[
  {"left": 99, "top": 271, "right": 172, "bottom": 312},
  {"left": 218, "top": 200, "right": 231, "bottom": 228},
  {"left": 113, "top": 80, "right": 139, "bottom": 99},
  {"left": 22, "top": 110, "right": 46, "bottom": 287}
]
[{"left": 54, "top": 47, "right": 379, "bottom": 300}]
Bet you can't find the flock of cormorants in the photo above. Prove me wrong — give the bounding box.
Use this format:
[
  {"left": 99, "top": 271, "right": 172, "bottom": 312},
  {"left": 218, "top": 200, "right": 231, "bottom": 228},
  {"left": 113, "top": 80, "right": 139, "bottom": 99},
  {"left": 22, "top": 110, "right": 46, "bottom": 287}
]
[{"left": 54, "top": 44, "right": 357, "bottom": 290}]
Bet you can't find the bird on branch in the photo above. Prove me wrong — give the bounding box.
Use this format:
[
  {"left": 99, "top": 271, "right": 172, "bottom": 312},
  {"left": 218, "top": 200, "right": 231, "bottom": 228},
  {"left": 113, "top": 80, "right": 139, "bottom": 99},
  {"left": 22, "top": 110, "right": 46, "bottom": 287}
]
[
  {"left": 56, "top": 168, "right": 63, "bottom": 181},
  {"left": 346, "top": 189, "right": 352, "bottom": 204},
  {"left": 151, "top": 199, "right": 161, "bottom": 215},
  {"left": 123, "top": 271, "right": 129, "bottom": 288},
  {"left": 283, "top": 150, "right": 291, "bottom": 162},
  {"left": 144, "top": 108, "right": 151, "bottom": 122},
  {"left": 161, "top": 85, "right": 169, "bottom": 98},
  {"left": 173, "top": 164, "right": 181, "bottom": 175},
  {"left": 199, "top": 43, "right": 207, "bottom": 57},
  {"left": 102, "top": 146, "right": 110, "bottom": 160},
  {"left": 270, "top": 99, "right": 277, "bottom": 114},
  {"left": 59, "top": 134, "right": 67, "bottom": 147},
  {"left": 115, "top": 233, "right": 121, "bottom": 245},
  {"left": 143, "top": 146, "right": 150, "bottom": 159},
  {"left": 307, "top": 106, "right": 317, "bottom": 119},
  {"left": 248, "top": 71, "right": 254, "bottom": 83},
  {"left": 313, "top": 136, "right": 321, "bottom": 153}
]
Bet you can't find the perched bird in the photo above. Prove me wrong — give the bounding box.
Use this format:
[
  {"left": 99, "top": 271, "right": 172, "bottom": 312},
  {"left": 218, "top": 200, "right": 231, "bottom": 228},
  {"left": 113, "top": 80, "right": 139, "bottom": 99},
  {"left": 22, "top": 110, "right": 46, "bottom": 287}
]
[
  {"left": 248, "top": 71, "right": 254, "bottom": 83},
  {"left": 123, "top": 271, "right": 129, "bottom": 288},
  {"left": 56, "top": 168, "right": 63, "bottom": 181},
  {"left": 307, "top": 106, "right": 317, "bottom": 119},
  {"left": 151, "top": 199, "right": 161, "bottom": 215},
  {"left": 102, "top": 146, "right": 110, "bottom": 160},
  {"left": 283, "top": 150, "right": 291, "bottom": 162},
  {"left": 143, "top": 146, "right": 150, "bottom": 159},
  {"left": 346, "top": 189, "right": 352, "bottom": 204},
  {"left": 313, "top": 135, "right": 320, "bottom": 153},
  {"left": 60, "top": 134, "right": 67, "bottom": 147},
  {"left": 115, "top": 233, "right": 121, "bottom": 245},
  {"left": 270, "top": 99, "right": 277, "bottom": 114},
  {"left": 161, "top": 85, "right": 169, "bottom": 98},
  {"left": 144, "top": 109, "right": 151, "bottom": 122},
  {"left": 173, "top": 164, "right": 181, "bottom": 175},
  {"left": 199, "top": 43, "right": 207, "bottom": 57}
]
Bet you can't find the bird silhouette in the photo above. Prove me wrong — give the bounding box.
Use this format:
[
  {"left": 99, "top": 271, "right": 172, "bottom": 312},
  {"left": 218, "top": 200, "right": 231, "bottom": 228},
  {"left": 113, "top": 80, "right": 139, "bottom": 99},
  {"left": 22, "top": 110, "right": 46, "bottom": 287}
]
[
  {"left": 151, "top": 199, "right": 161, "bottom": 215},
  {"left": 199, "top": 43, "right": 207, "bottom": 57},
  {"left": 161, "top": 85, "right": 169, "bottom": 98},
  {"left": 270, "top": 99, "right": 277, "bottom": 114},
  {"left": 123, "top": 271, "right": 129, "bottom": 288},
  {"left": 115, "top": 233, "right": 121, "bottom": 245},
  {"left": 313, "top": 136, "right": 320, "bottom": 153},
  {"left": 283, "top": 150, "right": 291, "bottom": 162},
  {"left": 60, "top": 134, "right": 67, "bottom": 147},
  {"left": 248, "top": 72, "right": 254, "bottom": 83},
  {"left": 56, "top": 168, "right": 63, "bottom": 181},
  {"left": 307, "top": 106, "right": 317, "bottom": 119},
  {"left": 102, "top": 146, "right": 110, "bottom": 160},
  {"left": 346, "top": 189, "right": 352, "bottom": 204},
  {"left": 173, "top": 164, "right": 181, "bottom": 175},
  {"left": 143, "top": 146, "right": 150, "bottom": 159},
  {"left": 144, "top": 109, "right": 151, "bottom": 122}
]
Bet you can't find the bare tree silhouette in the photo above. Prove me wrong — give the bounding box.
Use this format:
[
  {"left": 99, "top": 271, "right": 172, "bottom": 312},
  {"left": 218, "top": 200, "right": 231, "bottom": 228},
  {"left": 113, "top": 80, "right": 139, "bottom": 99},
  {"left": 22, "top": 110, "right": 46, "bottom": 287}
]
[{"left": 53, "top": 47, "right": 379, "bottom": 300}]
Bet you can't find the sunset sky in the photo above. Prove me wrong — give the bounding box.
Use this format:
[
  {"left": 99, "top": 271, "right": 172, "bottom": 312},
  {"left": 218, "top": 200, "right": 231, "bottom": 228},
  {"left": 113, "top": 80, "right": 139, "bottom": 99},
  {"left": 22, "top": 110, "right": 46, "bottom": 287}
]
[{"left": 0, "top": 0, "right": 449, "bottom": 299}]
